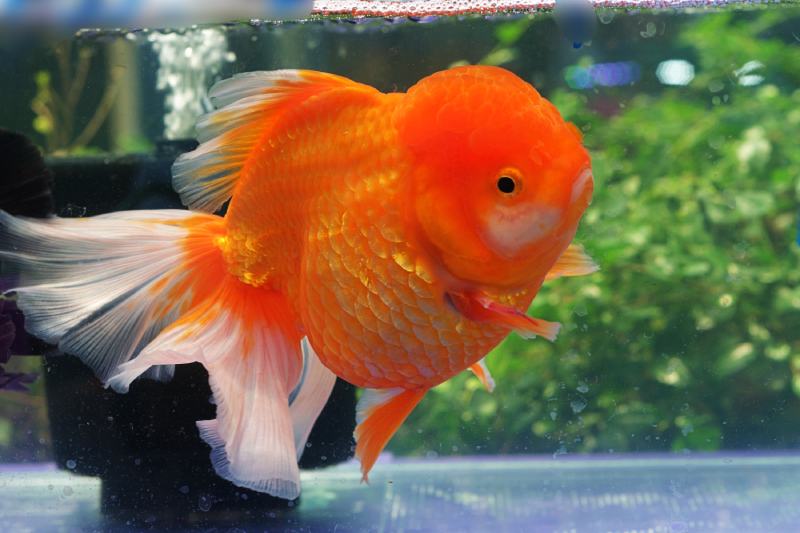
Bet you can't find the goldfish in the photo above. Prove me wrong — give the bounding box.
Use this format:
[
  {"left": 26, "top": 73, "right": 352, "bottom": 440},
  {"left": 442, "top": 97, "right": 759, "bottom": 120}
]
[{"left": 0, "top": 65, "right": 596, "bottom": 499}]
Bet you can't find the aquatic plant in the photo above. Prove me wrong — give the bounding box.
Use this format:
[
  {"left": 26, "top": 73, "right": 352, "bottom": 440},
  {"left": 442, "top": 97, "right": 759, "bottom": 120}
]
[
  {"left": 393, "top": 11, "right": 800, "bottom": 457},
  {"left": 0, "top": 295, "right": 49, "bottom": 460},
  {"left": 0, "top": 299, "right": 36, "bottom": 392},
  {"left": 31, "top": 42, "right": 123, "bottom": 154}
]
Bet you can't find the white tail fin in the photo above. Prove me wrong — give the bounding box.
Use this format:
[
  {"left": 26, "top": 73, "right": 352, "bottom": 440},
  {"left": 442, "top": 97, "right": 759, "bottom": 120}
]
[
  {"left": 0, "top": 209, "right": 336, "bottom": 498},
  {"left": 0, "top": 210, "right": 205, "bottom": 381}
]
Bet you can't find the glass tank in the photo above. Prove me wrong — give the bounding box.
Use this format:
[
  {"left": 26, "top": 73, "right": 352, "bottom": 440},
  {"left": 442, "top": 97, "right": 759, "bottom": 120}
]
[{"left": 1, "top": 1, "right": 799, "bottom": 531}]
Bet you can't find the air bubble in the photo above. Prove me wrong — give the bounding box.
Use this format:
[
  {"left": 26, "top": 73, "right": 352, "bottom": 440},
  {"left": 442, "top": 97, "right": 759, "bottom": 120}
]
[
  {"left": 570, "top": 398, "right": 587, "bottom": 414},
  {"left": 198, "top": 495, "right": 213, "bottom": 512}
]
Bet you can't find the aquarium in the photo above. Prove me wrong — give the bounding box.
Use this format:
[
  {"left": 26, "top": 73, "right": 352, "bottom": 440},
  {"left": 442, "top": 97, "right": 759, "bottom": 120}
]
[{"left": 1, "top": 1, "right": 799, "bottom": 531}]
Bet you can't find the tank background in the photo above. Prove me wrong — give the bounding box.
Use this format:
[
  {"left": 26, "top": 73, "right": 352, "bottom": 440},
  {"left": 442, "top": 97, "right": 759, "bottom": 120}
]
[
  {"left": 0, "top": 13, "right": 682, "bottom": 153},
  {"left": 0, "top": 7, "right": 799, "bottom": 490}
]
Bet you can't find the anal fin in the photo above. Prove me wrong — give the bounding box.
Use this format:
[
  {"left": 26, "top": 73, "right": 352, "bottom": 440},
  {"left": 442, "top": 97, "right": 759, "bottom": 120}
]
[
  {"left": 355, "top": 388, "right": 426, "bottom": 482},
  {"left": 108, "top": 282, "right": 310, "bottom": 499},
  {"left": 289, "top": 338, "right": 337, "bottom": 460}
]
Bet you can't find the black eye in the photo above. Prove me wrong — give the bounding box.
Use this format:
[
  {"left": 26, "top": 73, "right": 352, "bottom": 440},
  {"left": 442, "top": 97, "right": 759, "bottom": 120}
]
[{"left": 497, "top": 176, "right": 516, "bottom": 194}]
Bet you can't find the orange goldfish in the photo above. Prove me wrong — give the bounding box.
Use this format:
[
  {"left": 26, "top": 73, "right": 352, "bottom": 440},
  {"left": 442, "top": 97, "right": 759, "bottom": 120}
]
[{"left": 0, "top": 66, "right": 596, "bottom": 499}]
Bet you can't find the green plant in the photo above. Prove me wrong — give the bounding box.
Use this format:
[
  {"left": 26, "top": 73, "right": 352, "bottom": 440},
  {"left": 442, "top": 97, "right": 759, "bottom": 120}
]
[
  {"left": 391, "top": 11, "right": 800, "bottom": 457},
  {"left": 31, "top": 42, "right": 123, "bottom": 154}
]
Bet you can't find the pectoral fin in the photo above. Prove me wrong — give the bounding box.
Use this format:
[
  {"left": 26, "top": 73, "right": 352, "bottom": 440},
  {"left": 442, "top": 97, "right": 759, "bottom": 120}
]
[
  {"left": 446, "top": 291, "right": 560, "bottom": 341},
  {"left": 545, "top": 243, "right": 599, "bottom": 281}
]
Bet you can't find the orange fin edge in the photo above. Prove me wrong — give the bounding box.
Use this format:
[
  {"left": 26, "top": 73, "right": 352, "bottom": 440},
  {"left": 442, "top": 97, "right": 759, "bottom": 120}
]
[
  {"left": 469, "top": 358, "right": 496, "bottom": 392},
  {"left": 354, "top": 388, "right": 426, "bottom": 482},
  {"left": 545, "top": 243, "right": 599, "bottom": 281},
  {"left": 447, "top": 291, "right": 561, "bottom": 341}
]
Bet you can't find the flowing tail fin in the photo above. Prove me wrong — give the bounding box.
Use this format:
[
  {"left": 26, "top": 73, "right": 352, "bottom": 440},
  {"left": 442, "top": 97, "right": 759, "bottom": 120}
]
[{"left": 0, "top": 210, "right": 336, "bottom": 499}]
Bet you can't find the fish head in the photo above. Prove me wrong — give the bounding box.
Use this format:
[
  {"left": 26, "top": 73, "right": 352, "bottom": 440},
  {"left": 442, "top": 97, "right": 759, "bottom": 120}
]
[{"left": 396, "top": 65, "right": 593, "bottom": 289}]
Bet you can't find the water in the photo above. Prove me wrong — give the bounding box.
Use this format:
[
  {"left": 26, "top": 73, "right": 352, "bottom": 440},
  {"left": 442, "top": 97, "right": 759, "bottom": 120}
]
[{"left": 0, "top": 5, "right": 799, "bottom": 530}]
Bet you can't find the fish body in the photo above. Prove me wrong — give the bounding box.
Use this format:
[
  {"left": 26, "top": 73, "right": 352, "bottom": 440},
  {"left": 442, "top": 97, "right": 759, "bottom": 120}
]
[
  {"left": 215, "top": 67, "right": 590, "bottom": 389},
  {"left": 0, "top": 66, "right": 596, "bottom": 498}
]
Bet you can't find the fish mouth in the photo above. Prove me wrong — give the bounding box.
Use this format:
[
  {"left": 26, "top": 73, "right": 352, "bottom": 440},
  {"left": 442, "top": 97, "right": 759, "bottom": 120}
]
[{"left": 481, "top": 202, "right": 562, "bottom": 258}]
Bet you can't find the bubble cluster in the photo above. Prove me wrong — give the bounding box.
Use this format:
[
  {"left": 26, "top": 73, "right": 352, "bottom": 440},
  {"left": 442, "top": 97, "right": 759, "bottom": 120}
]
[
  {"left": 149, "top": 28, "right": 236, "bottom": 140},
  {"left": 312, "top": 0, "right": 770, "bottom": 17}
]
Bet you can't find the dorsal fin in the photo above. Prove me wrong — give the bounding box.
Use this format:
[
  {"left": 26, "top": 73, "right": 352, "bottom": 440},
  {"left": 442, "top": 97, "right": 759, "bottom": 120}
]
[{"left": 173, "top": 70, "right": 379, "bottom": 213}]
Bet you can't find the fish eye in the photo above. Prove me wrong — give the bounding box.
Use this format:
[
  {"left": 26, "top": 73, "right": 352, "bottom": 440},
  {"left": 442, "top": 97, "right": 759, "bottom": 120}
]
[{"left": 497, "top": 176, "right": 517, "bottom": 195}]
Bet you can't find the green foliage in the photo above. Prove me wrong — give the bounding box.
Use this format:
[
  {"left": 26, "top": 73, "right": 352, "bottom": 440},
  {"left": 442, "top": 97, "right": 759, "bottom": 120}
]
[
  {"left": 391, "top": 12, "right": 800, "bottom": 457},
  {"left": 30, "top": 43, "right": 123, "bottom": 155},
  {"left": 0, "top": 357, "right": 51, "bottom": 463}
]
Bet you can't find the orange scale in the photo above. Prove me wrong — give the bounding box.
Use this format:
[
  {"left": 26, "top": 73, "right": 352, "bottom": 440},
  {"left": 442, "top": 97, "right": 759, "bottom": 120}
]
[
  {"left": 394, "top": 363, "right": 421, "bottom": 380},
  {"left": 360, "top": 357, "right": 382, "bottom": 377},
  {"left": 324, "top": 228, "right": 346, "bottom": 254},
  {"left": 401, "top": 303, "right": 433, "bottom": 327},
  {"left": 388, "top": 308, "right": 411, "bottom": 331},
  {"left": 355, "top": 324, "right": 384, "bottom": 351},
  {"left": 407, "top": 274, "right": 434, "bottom": 299},
  {"left": 444, "top": 352, "right": 469, "bottom": 375},
  {"left": 395, "top": 329, "right": 425, "bottom": 354},
  {"left": 343, "top": 360, "right": 374, "bottom": 384},
  {"left": 340, "top": 207, "right": 361, "bottom": 230},
  {"left": 374, "top": 282, "right": 403, "bottom": 313},
  {"left": 391, "top": 283, "right": 418, "bottom": 308},
  {"left": 366, "top": 290, "right": 391, "bottom": 317},
  {"left": 374, "top": 318, "right": 402, "bottom": 348},
  {"left": 352, "top": 299, "right": 378, "bottom": 329},
  {"left": 410, "top": 324, "right": 441, "bottom": 347},
  {"left": 415, "top": 296, "right": 440, "bottom": 317},
  {"left": 436, "top": 327, "right": 462, "bottom": 347},
  {"left": 338, "top": 246, "right": 364, "bottom": 278},
  {"left": 330, "top": 288, "right": 359, "bottom": 318},
  {"left": 379, "top": 369, "right": 405, "bottom": 384}
]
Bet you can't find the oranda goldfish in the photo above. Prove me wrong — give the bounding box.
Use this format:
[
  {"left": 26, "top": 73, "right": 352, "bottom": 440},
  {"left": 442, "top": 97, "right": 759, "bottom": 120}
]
[{"left": 0, "top": 66, "right": 596, "bottom": 499}]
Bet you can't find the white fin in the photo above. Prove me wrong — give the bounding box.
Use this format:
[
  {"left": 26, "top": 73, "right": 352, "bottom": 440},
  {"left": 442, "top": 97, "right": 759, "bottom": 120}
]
[
  {"left": 468, "top": 358, "right": 496, "bottom": 393},
  {"left": 173, "top": 69, "right": 377, "bottom": 213},
  {"left": 1, "top": 208, "right": 315, "bottom": 499},
  {"left": 108, "top": 289, "right": 305, "bottom": 500},
  {"left": 545, "top": 243, "right": 599, "bottom": 281},
  {"left": 289, "top": 338, "right": 337, "bottom": 460},
  {"left": 0, "top": 210, "right": 209, "bottom": 382}
]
